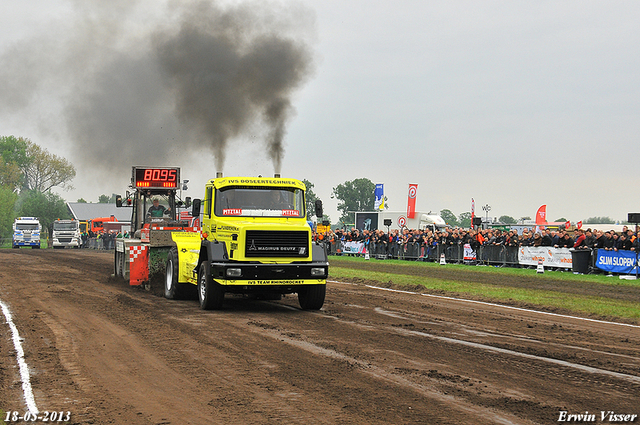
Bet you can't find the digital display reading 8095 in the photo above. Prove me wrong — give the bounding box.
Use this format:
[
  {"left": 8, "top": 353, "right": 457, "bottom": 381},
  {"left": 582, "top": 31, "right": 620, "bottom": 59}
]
[{"left": 134, "top": 167, "right": 180, "bottom": 188}]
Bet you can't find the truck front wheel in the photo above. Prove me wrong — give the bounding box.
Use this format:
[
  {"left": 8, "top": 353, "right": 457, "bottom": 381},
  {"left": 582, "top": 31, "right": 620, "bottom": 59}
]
[
  {"left": 165, "top": 248, "right": 191, "bottom": 300},
  {"left": 198, "top": 262, "right": 224, "bottom": 310},
  {"left": 298, "top": 284, "right": 326, "bottom": 310}
]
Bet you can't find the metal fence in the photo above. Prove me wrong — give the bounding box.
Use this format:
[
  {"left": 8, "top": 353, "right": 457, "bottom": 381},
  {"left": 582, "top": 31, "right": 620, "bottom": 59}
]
[{"left": 324, "top": 240, "right": 548, "bottom": 268}]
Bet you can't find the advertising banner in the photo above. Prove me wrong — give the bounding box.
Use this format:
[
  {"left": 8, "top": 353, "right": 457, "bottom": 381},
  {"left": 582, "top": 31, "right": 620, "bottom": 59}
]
[
  {"left": 374, "top": 184, "right": 384, "bottom": 210},
  {"left": 518, "top": 246, "right": 572, "bottom": 269},
  {"left": 407, "top": 184, "right": 418, "bottom": 219},
  {"left": 316, "top": 225, "right": 330, "bottom": 234},
  {"left": 342, "top": 241, "right": 366, "bottom": 254},
  {"left": 463, "top": 244, "right": 476, "bottom": 260},
  {"left": 355, "top": 212, "right": 379, "bottom": 231},
  {"left": 595, "top": 249, "right": 639, "bottom": 274}
]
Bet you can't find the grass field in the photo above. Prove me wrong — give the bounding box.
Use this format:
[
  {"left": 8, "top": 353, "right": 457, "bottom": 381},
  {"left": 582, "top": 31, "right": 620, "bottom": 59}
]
[{"left": 329, "top": 256, "right": 640, "bottom": 322}]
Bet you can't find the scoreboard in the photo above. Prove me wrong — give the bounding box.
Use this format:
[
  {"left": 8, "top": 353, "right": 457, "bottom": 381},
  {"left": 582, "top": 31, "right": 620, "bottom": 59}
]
[{"left": 133, "top": 167, "right": 180, "bottom": 189}]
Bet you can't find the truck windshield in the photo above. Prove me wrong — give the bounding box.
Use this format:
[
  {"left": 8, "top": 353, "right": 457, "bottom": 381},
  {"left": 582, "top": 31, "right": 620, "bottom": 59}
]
[
  {"left": 16, "top": 224, "right": 39, "bottom": 231},
  {"left": 215, "top": 187, "right": 305, "bottom": 218},
  {"left": 53, "top": 222, "right": 78, "bottom": 231}
]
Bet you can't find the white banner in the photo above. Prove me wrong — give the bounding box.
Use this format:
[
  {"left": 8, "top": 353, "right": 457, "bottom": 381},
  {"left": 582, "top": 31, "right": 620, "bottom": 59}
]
[
  {"left": 463, "top": 243, "right": 476, "bottom": 260},
  {"left": 342, "top": 241, "right": 366, "bottom": 254},
  {"left": 518, "top": 246, "right": 572, "bottom": 268}
]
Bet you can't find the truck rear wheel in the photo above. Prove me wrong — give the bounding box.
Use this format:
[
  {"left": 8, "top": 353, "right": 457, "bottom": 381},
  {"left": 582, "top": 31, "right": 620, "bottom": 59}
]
[
  {"left": 298, "top": 284, "right": 326, "bottom": 310},
  {"left": 165, "top": 248, "right": 190, "bottom": 300},
  {"left": 198, "top": 262, "right": 224, "bottom": 310},
  {"left": 114, "top": 250, "right": 123, "bottom": 277}
]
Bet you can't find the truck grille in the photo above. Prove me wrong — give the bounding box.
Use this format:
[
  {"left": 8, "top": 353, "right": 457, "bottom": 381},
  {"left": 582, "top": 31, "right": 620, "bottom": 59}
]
[
  {"left": 59, "top": 238, "right": 72, "bottom": 243},
  {"left": 244, "top": 230, "right": 309, "bottom": 258}
]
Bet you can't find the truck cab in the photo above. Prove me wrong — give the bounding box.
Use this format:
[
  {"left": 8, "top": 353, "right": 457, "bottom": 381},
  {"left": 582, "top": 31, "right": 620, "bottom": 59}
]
[
  {"left": 52, "top": 219, "right": 81, "bottom": 248},
  {"left": 13, "top": 217, "right": 41, "bottom": 249},
  {"left": 167, "top": 175, "right": 328, "bottom": 310},
  {"left": 89, "top": 216, "right": 118, "bottom": 235}
]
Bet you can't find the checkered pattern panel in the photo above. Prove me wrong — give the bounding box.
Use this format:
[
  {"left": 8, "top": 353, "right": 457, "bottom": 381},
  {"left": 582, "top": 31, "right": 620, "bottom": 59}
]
[{"left": 129, "top": 246, "right": 147, "bottom": 263}]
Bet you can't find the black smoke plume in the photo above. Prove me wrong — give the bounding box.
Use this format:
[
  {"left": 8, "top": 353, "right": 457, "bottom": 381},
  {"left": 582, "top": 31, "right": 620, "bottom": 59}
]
[{"left": 0, "top": 0, "right": 315, "bottom": 175}]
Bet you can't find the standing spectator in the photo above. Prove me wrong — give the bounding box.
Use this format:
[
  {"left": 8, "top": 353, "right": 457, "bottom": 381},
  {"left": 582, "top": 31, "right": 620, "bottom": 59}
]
[
  {"left": 533, "top": 232, "right": 542, "bottom": 246},
  {"left": 584, "top": 229, "right": 595, "bottom": 248},
  {"left": 573, "top": 229, "right": 587, "bottom": 249},
  {"left": 603, "top": 231, "right": 615, "bottom": 250},
  {"left": 616, "top": 233, "right": 633, "bottom": 251},
  {"left": 541, "top": 230, "right": 553, "bottom": 247},
  {"left": 561, "top": 232, "right": 574, "bottom": 248}
]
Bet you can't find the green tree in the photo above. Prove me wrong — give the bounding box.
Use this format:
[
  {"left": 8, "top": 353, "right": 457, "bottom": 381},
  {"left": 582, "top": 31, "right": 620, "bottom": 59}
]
[
  {"left": 584, "top": 216, "right": 615, "bottom": 224},
  {"left": 0, "top": 136, "right": 29, "bottom": 168},
  {"left": 332, "top": 178, "right": 375, "bottom": 224},
  {"left": 302, "top": 179, "right": 320, "bottom": 218},
  {"left": 520, "top": 216, "right": 531, "bottom": 221},
  {"left": 0, "top": 186, "right": 18, "bottom": 240},
  {"left": 0, "top": 136, "right": 76, "bottom": 192},
  {"left": 555, "top": 217, "right": 567, "bottom": 223},
  {"left": 499, "top": 215, "right": 517, "bottom": 224},
  {"left": 0, "top": 136, "right": 29, "bottom": 191},
  {"left": 0, "top": 161, "right": 22, "bottom": 190},
  {"left": 98, "top": 193, "right": 118, "bottom": 203},
  {"left": 458, "top": 212, "right": 472, "bottom": 228},
  {"left": 440, "top": 209, "right": 458, "bottom": 227},
  {"left": 15, "top": 190, "right": 71, "bottom": 238},
  {"left": 77, "top": 198, "right": 87, "bottom": 203}
]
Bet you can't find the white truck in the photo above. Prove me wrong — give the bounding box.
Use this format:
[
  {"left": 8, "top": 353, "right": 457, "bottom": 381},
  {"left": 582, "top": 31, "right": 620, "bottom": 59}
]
[
  {"left": 356, "top": 211, "right": 447, "bottom": 232},
  {"left": 13, "top": 217, "right": 42, "bottom": 249},
  {"left": 52, "top": 219, "right": 81, "bottom": 248}
]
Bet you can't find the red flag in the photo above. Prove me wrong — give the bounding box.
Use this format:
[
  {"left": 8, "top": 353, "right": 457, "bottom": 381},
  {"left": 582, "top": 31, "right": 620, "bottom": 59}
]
[
  {"left": 577, "top": 221, "right": 583, "bottom": 229},
  {"left": 535, "top": 205, "right": 547, "bottom": 225},
  {"left": 471, "top": 198, "right": 475, "bottom": 229},
  {"left": 565, "top": 220, "right": 571, "bottom": 229},
  {"left": 407, "top": 184, "right": 418, "bottom": 219}
]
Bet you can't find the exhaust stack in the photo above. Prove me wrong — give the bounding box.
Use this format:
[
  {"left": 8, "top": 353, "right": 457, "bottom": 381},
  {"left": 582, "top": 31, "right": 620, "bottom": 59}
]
[
  {"left": 216, "top": 172, "right": 223, "bottom": 178},
  {"left": 274, "top": 173, "right": 281, "bottom": 178}
]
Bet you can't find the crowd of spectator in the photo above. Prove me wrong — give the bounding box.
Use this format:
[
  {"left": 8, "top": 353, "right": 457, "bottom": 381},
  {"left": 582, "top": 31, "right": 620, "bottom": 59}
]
[
  {"left": 80, "top": 230, "right": 130, "bottom": 250},
  {"left": 314, "top": 224, "right": 639, "bottom": 260}
]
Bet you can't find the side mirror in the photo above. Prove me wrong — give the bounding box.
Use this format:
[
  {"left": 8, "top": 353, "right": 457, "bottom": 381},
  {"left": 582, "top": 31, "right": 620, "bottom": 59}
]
[
  {"left": 185, "top": 197, "right": 192, "bottom": 208},
  {"left": 191, "top": 199, "right": 202, "bottom": 219},
  {"left": 314, "top": 199, "right": 323, "bottom": 219},
  {"left": 115, "top": 195, "right": 122, "bottom": 207}
]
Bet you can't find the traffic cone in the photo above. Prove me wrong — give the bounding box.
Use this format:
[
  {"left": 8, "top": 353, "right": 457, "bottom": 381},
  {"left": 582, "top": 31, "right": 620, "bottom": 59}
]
[
  {"left": 440, "top": 253, "right": 446, "bottom": 265},
  {"left": 536, "top": 259, "right": 544, "bottom": 274}
]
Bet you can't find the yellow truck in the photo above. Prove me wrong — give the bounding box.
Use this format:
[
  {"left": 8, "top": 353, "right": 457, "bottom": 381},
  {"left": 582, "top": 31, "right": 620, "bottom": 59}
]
[{"left": 166, "top": 173, "right": 328, "bottom": 310}]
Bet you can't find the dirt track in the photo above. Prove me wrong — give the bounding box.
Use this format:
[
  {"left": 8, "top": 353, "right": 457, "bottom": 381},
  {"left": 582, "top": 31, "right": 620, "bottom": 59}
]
[{"left": 1, "top": 250, "right": 639, "bottom": 424}]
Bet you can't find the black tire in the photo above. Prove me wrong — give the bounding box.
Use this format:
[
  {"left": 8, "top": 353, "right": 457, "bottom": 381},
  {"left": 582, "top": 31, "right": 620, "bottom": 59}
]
[
  {"left": 298, "top": 284, "right": 326, "bottom": 310},
  {"left": 114, "top": 250, "right": 123, "bottom": 277},
  {"left": 198, "top": 262, "right": 224, "bottom": 310},
  {"left": 165, "top": 248, "right": 190, "bottom": 300}
]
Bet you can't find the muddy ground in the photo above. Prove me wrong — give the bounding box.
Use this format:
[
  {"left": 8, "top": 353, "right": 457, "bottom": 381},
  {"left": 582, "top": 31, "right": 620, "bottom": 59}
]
[{"left": 0, "top": 250, "right": 638, "bottom": 424}]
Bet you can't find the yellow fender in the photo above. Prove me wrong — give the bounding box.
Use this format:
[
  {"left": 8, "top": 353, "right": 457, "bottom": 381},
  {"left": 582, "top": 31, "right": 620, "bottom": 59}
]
[{"left": 171, "top": 232, "right": 201, "bottom": 284}]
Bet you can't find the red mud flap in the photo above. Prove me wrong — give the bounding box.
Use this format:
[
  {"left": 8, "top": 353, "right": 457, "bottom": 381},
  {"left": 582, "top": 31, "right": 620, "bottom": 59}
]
[{"left": 129, "top": 245, "right": 149, "bottom": 286}]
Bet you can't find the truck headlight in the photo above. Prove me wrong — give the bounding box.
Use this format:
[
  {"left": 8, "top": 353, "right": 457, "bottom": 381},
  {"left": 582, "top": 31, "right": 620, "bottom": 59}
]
[
  {"left": 226, "top": 268, "right": 242, "bottom": 277},
  {"left": 310, "top": 267, "right": 326, "bottom": 277}
]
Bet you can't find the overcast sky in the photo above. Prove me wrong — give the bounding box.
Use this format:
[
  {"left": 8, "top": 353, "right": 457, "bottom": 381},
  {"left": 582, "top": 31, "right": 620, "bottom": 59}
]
[{"left": 1, "top": 0, "right": 639, "bottom": 224}]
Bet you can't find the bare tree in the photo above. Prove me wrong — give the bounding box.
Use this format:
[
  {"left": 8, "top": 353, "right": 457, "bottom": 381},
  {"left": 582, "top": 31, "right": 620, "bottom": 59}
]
[{"left": 22, "top": 140, "right": 76, "bottom": 192}]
